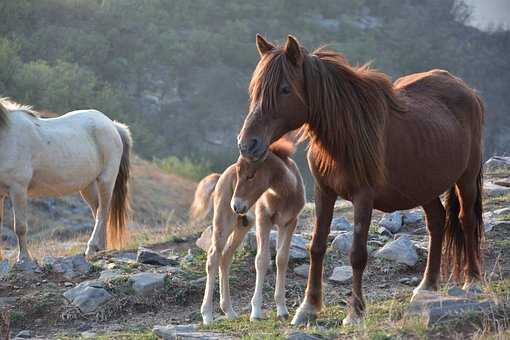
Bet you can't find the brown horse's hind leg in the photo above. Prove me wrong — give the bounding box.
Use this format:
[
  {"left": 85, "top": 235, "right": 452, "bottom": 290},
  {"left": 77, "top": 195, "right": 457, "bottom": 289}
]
[
  {"left": 343, "top": 191, "right": 373, "bottom": 325},
  {"left": 291, "top": 185, "right": 336, "bottom": 326},
  {"left": 412, "top": 198, "right": 445, "bottom": 299}
]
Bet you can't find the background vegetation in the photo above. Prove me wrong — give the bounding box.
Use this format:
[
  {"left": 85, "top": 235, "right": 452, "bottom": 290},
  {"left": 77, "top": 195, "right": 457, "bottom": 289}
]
[{"left": 0, "top": 0, "right": 509, "bottom": 182}]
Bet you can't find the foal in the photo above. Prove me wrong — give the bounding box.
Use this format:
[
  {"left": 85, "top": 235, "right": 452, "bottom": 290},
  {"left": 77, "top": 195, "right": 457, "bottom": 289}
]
[{"left": 191, "top": 139, "right": 305, "bottom": 324}]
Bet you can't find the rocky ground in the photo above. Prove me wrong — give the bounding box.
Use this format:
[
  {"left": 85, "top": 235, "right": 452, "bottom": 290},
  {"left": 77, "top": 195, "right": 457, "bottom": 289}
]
[{"left": 1, "top": 157, "right": 510, "bottom": 339}]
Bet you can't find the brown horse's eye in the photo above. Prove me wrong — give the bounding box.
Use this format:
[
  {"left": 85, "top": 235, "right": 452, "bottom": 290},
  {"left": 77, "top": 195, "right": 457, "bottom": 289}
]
[
  {"left": 247, "top": 173, "right": 255, "bottom": 180},
  {"left": 281, "top": 85, "right": 291, "bottom": 95}
]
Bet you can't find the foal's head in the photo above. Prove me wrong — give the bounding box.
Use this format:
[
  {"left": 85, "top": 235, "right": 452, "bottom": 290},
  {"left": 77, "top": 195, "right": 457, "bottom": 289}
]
[
  {"left": 237, "top": 34, "right": 308, "bottom": 162},
  {"left": 231, "top": 138, "right": 295, "bottom": 215}
]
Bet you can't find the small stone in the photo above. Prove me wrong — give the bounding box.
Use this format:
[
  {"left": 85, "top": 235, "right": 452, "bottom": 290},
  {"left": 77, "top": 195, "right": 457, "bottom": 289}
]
[
  {"left": 63, "top": 281, "right": 112, "bottom": 314},
  {"left": 293, "top": 264, "right": 309, "bottom": 278},
  {"left": 196, "top": 225, "right": 213, "bottom": 251},
  {"left": 374, "top": 235, "right": 418, "bottom": 266},
  {"left": 377, "top": 226, "right": 393, "bottom": 238},
  {"left": 378, "top": 212, "right": 403, "bottom": 233},
  {"left": 402, "top": 211, "right": 424, "bottom": 225},
  {"left": 329, "top": 266, "right": 353, "bottom": 283},
  {"left": 153, "top": 324, "right": 231, "bottom": 339},
  {"left": 287, "top": 330, "right": 321, "bottom": 340},
  {"left": 41, "top": 254, "right": 90, "bottom": 279},
  {"left": 331, "top": 231, "right": 353, "bottom": 253},
  {"left": 245, "top": 229, "right": 308, "bottom": 259},
  {"left": 15, "top": 330, "right": 32, "bottom": 338},
  {"left": 447, "top": 287, "right": 466, "bottom": 297},
  {"left": 81, "top": 331, "right": 98, "bottom": 339},
  {"left": 64, "top": 282, "right": 74, "bottom": 287},
  {"left": 330, "top": 217, "right": 353, "bottom": 231},
  {"left": 129, "top": 272, "right": 167, "bottom": 296},
  {"left": 484, "top": 182, "right": 510, "bottom": 196},
  {"left": 137, "top": 247, "right": 179, "bottom": 266},
  {"left": 399, "top": 277, "right": 410, "bottom": 284}
]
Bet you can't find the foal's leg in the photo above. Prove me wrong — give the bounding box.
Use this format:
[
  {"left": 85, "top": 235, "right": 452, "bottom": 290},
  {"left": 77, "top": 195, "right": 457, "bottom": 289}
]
[
  {"left": 219, "top": 223, "right": 250, "bottom": 319},
  {"left": 292, "top": 185, "right": 336, "bottom": 326},
  {"left": 202, "top": 212, "right": 233, "bottom": 325},
  {"left": 250, "top": 212, "right": 272, "bottom": 321},
  {"left": 274, "top": 218, "right": 297, "bottom": 320},
  {"left": 80, "top": 182, "right": 99, "bottom": 220},
  {"left": 412, "top": 198, "right": 445, "bottom": 299},
  {"left": 343, "top": 191, "right": 373, "bottom": 325},
  {"left": 457, "top": 178, "right": 483, "bottom": 292},
  {"left": 10, "top": 185, "right": 37, "bottom": 269},
  {"left": 85, "top": 174, "right": 115, "bottom": 256}
]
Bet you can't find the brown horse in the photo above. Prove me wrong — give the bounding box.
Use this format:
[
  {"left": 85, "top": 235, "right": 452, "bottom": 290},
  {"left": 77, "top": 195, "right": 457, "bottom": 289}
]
[
  {"left": 191, "top": 138, "right": 305, "bottom": 324},
  {"left": 237, "top": 35, "right": 484, "bottom": 326}
]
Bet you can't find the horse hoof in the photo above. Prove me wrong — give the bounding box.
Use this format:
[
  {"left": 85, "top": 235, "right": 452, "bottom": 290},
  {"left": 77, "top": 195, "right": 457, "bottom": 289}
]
[
  {"left": 250, "top": 314, "right": 264, "bottom": 322},
  {"left": 291, "top": 309, "right": 317, "bottom": 326},
  {"left": 342, "top": 313, "right": 362, "bottom": 326},
  {"left": 202, "top": 314, "right": 214, "bottom": 325},
  {"left": 411, "top": 288, "right": 438, "bottom": 302},
  {"left": 277, "top": 313, "right": 289, "bottom": 321},
  {"left": 14, "top": 257, "right": 39, "bottom": 273},
  {"left": 225, "top": 311, "right": 239, "bottom": 320},
  {"left": 85, "top": 244, "right": 100, "bottom": 257}
]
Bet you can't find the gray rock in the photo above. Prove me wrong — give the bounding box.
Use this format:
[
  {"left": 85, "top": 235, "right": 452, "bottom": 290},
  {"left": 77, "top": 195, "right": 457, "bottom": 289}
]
[
  {"left": 492, "top": 207, "right": 510, "bottom": 217},
  {"left": 408, "top": 292, "right": 496, "bottom": 327},
  {"left": 153, "top": 324, "right": 233, "bottom": 339},
  {"left": 484, "top": 156, "right": 510, "bottom": 172},
  {"left": 374, "top": 235, "right": 418, "bottom": 266},
  {"left": 0, "top": 259, "right": 9, "bottom": 276},
  {"left": 328, "top": 266, "right": 353, "bottom": 283},
  {"left": 402, "top": 211, "right": 424, "bottom": 225},
  {"left": 494, "top": 177, "right": 510, "bottom": 188},
  {"left": 42, "top": 254, "right": 90, "bottom": 280},
  {"left": 196, "top": 225, "right": 212, "bottom": 251},
  {"left": 245, "top": 230, "right": 308, "bottom": 259},
  {"left": 137, "top": 247, "right": 179, "bottom": 266},
  {"left": 331, "top": 231, "right": 353, "bottom": 253},
  {"left": 13, "top": 258, "right": 40, "bottom": 273},
  {"left": 330, "top": 216, "right": 352, "bottom": 231},
  {"left": 293, "top": 264, "right": 309, "bottom": 278},
  {"left": 447, "top": 287, "right": 467, "bottom": 297},
  {"left": 483, "top": 182, "right": 510, "bottom": 196},
  {"left": 378, "top": 212, "right": 403, "bottom": 233},
  {"left": 15, "top": 330, "right": 32, "bottom": 338},
  {"left": 99, "top": 270, "right": 124, "bottom": 282},
  {"left": 129, "top": 272, "right": 167, "bottom": 296},
  {"left": 287, "top": 330, "right": 321, "bottom": 340},
  {"left": 64, "top": 280, "right": 112, "bottom": 314},
  {"left": 377, "top": 226, "right": 393, "bottom": 238},
  {"left": 400, "top": 276, "right": 420, "bottom": 286}
]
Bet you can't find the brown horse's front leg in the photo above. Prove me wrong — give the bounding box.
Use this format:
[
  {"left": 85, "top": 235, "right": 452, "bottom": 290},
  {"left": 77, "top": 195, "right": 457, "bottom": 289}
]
[
  {"left": 291, "top": 185, "right": 336, "bottom": 326},
  {"left": 343, "top": 190, "right": 373, "bottom": 325}
]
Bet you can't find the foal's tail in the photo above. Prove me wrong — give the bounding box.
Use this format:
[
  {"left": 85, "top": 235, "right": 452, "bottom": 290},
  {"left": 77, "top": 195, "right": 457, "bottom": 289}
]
[
  {"left": 443, "top": 165, "right": 484, "bottom": 280},
  {"left": 108, "top": 122, "right": 132, "bottom": 249},
  {"left": 190, "top": 173, "right": 221, "bottom": 222}
]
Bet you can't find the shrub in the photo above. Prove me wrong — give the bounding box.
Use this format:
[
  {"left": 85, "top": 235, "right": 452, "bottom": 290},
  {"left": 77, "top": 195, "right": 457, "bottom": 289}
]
[{"left": 154, "top": 155, "right": 212, "bottom": 181}]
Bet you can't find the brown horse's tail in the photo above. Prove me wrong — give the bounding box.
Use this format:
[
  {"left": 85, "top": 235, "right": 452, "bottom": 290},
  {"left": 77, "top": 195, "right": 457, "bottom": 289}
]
[
  {"left": 443, "top": 165, "right": 484, "bottom": 280},
  {"left": 108, "top": 122, "right": 132, "bottom": 249},
  {"left": 190, "top": 173, "right": 220, "bottom": 222}
]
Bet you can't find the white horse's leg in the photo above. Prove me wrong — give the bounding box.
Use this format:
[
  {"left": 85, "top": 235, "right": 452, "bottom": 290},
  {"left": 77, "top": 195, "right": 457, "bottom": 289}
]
[
  {"left": 219, "top": 223, "right": 250, "bottom": 319},
  {"left": 250, "top": 213, "right": 272, "bottom": 321},
  {"left": 80, "top": 182, "right": 99, "bottom": 220},
  {"left": 10, "top": 185, "right": 37, "bottom": 269},
  {"left": 202, "top": 213, "right": 232, "bottom": 325},
  {"left": 274, "top": 218, "right": 297, "bottom": 320},
  {"left": 85, "top": 174, "right": 115, "bottom": 256}
]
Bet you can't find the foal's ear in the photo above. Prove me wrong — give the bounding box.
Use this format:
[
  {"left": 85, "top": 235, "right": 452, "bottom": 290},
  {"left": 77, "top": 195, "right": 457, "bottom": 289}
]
[
  {"left": 256, "top": 34, "right": 274, "bottom": 56},
  {"left": 285, "top": 35, "right": 303, "bottom": 66}
]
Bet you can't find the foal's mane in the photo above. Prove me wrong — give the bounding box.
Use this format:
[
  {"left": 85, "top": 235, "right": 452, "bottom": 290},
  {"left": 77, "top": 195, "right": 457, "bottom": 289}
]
[
  {"left": 250, "top": 45, "right": 407, "bottom": 188},
  {"left": 0, "top": 98, "right": 39, "bottom": 129}
]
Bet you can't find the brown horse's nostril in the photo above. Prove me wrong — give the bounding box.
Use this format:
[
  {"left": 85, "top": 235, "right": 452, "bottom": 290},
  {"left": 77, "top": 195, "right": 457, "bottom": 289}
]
[{"left": 247, "top": 137, "right": 261, "bottom": 155}]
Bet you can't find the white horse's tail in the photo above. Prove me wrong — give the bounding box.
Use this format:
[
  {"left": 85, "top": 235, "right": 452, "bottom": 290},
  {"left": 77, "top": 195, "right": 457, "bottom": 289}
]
[
  {"left": 108, "top": 122, "right": 132, "bottom": 249},
  {"left": 190, "top": 173, "right": 221, "bottom": 222}
]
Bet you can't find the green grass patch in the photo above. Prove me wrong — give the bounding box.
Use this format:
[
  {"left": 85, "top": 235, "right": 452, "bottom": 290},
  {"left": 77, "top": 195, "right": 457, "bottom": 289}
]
[
  {"left": 154, "top": 155, "right": 212, "bottom": 181},
  {"left": 58, "top": 329, "right": 157, "bottom": 339}
]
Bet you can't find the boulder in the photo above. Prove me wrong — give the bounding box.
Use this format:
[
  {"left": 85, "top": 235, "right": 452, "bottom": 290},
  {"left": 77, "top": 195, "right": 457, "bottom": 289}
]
[
  {"left": 293, "top": 264, "right": 309, "bottom": 278},
  {"left": 408, "top": 291, "right": 496, "bottom": 327},
  {"left": 15, "top": 330, "right": 32, "bottom": 339},
  {"left": 402, "top": 211, "right": 424, "bottom": 225},
  {"left": 374, "top": 235, "right": 418, "bottom": 266},
  {"left": 137, "top": 247, "right": 179, "bottom": 266},
  {"left": 153, "top": 324, "right": 233, "bottom": 339},
  {"left": 196, "top": 225, "right": 212, "bottom": 251},
  {"left": 494, "top": 177, "right": 510, "bottom": 188},
  {"left": 63, "top": 280, "right": 112, "bottom": 314},
  {"left": 41, "top": 254, "right": 90, "bottom": 280},
  {"left": 245, "top": 230, "right": 308, "bottom": 259},
  {"left": 378, "top": 212, "right": 403, "bottom": 233},
  {"left": 330, "top": 216, "right": 352, "bottom": 231},
  {"left": 483, "top": 182, "right": 510, "bottom": 196},
  {"left": 331, "top": 231, "right": 353, "bottom": 253},
  {"left": 129, "top": 272, "right": 167, "bottom": 296},
  {"left": 99, "top": 270, "right": 124, "bottom": 282},
  {"left": 328, "top": 266, "right": 353, "bottom": 283},
  {"left": 484, "top": 156, "right": 510, "bottom": 172}
]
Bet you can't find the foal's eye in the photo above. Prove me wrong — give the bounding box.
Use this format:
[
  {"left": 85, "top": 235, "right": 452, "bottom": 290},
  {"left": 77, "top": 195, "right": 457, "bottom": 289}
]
[
  {"left": 246, "top": 173, "right": 255, "bottom": 181},
  {"left": 281, "top": 85, "right": 291, "bottom": 95}
]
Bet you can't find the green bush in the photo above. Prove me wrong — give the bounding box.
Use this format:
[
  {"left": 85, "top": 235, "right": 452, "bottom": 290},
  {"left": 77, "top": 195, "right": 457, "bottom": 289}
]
[{"left": 155, "top": 155, "right": 212, "bottom": 181}]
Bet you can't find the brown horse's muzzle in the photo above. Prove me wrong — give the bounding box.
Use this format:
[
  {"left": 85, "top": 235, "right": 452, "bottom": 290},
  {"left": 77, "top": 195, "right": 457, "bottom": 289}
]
[{"left": 238, "top": 136, "right": 267, "bottom": 162}]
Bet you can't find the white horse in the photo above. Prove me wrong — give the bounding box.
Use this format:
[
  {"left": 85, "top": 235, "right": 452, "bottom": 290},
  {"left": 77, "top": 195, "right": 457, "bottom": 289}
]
[{"left": 0, "top": 98, "right": 131, "bottom": 270}]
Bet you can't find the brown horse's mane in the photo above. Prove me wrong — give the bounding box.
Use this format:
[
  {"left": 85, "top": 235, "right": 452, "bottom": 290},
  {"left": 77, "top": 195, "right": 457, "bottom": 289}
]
[
  {"left": 0, "top": 98, "right": 39, "bottom": 130},
  {"left": 250, "top": 45, "right": 407, "bottom": 188},
  {"left": 269, "top": 136, "right": 296, "bottom": 160}
]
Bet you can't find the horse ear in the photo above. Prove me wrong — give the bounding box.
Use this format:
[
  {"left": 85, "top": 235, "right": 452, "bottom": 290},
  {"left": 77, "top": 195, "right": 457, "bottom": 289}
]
[
  {"left": 256, "top": 34, "right": 274, "bottom": 56},
  {"left": 285, "top": 35, "right": 303, "bottom": 65}
]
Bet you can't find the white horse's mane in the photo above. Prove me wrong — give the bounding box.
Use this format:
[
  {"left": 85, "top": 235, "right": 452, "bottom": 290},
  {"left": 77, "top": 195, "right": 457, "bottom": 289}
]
[{"left": 0, "top": 98, "right": 39, "bottom": 118}]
